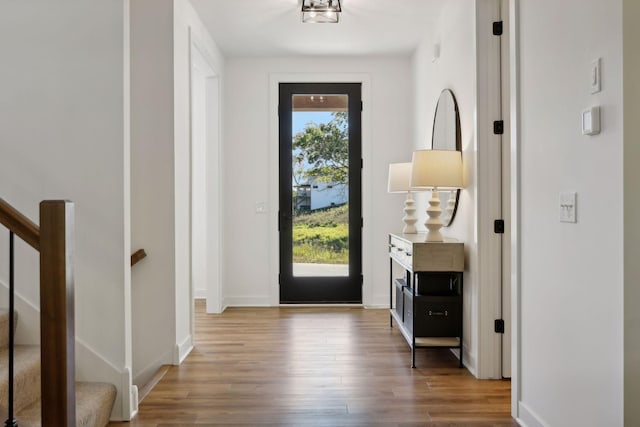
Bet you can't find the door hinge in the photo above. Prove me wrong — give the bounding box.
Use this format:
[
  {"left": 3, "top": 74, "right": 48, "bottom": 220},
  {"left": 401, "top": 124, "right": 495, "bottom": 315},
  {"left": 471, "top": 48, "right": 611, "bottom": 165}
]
[
  {"left": 495, "top": 319, "right": 505, "bottom": 334},
  {"left": 494, "top": 219, "right": 505, "bottom": 234},
  {"left": 278, "top": 211, "right": 281, "bottom": 231},
  {"left": 361, "top": 158, "right": 363, "bottom": 169},
  {"left": 493, "top": 120, "right": 504, "bottom": 135},
  {"left": 493, "top": 21, "right": 503, "bottom": 36},
  {"left": 278, "top": 104, "right": 280, "bottom": 116},
  {"left": 360, "top": 274, "right": 364, "bottom": 285},
  {"left": 361, "top": 217, "right": 364, "bottom": 228},
  {"left": 360, "top": 101, "right": 363, "bottom": 111},
  {"left": 278, "top": 273, "right": 281, "bottom": 284}
]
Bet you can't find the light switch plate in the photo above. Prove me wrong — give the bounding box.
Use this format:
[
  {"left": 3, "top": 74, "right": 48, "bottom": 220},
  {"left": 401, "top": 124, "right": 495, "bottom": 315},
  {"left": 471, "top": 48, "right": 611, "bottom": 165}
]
[
  {"left": 590, "top": 58, "right": 601, "bottom": 94},
  {"left": 590, "top": 58, "right": 602, "bottom": 93},
  {"left": 560, "top": 192, "right": 577, "bottom": 223}
]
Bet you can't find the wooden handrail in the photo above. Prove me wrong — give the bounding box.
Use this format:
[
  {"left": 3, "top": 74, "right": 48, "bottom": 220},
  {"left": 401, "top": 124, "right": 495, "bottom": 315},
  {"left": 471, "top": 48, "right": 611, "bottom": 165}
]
[
  {"left": 0, "top": 198, "right": 40, "bottom": 250},
  {"left": 131, "top": 248, "right": 147, "bottom": 266}
]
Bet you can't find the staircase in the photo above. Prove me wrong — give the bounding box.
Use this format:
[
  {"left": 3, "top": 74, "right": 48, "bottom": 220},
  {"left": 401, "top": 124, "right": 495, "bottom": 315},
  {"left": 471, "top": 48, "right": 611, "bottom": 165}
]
[
  {"left": 0, "top": 198, "right": 118, "bottom": 426},
  {"left": 0, "top": 309, "right": 116, "bottom": 426}
]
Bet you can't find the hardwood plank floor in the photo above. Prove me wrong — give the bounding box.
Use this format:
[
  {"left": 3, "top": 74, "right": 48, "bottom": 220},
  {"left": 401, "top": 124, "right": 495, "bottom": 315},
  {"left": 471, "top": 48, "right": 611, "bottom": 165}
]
[{"left": 110, "top": 301, "right": 516, "bottom": 426}]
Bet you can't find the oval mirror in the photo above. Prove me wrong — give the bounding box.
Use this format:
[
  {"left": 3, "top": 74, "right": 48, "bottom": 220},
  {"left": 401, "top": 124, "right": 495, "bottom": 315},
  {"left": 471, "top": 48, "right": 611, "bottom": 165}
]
[{"left": 431, "top": 89, "right": 461, "bottom": 226}]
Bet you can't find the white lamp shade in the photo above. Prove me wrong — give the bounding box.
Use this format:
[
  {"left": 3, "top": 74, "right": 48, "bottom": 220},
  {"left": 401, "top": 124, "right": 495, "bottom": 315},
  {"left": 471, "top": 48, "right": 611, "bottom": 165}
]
[
  {"left": 387, "top": 162, "right": 413, "bottom": 193},
  {"left": 410, "top": 150, "right": 463, "bottom": 189}
]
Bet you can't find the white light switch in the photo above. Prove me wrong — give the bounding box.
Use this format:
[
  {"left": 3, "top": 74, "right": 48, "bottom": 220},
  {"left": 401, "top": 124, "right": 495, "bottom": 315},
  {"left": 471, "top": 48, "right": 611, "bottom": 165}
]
[
  {"left": 560, "top": 192, "right": 577, "bottom": 223},
  {"left": 590, "top": 58, "right": 601, "bottom": 94}
]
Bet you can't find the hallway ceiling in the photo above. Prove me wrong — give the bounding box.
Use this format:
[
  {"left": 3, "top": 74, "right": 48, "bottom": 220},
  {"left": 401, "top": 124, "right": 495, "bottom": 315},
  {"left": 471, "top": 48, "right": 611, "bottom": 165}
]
[{"left": 189, "top": 0, "right": 445, "bottom": 57}]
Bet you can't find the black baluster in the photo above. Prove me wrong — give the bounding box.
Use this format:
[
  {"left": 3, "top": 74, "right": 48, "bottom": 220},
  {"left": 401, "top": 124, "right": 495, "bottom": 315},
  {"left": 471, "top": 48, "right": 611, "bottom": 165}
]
[{"left": 5, "top": 232, "right": 17, "bottom": 427}]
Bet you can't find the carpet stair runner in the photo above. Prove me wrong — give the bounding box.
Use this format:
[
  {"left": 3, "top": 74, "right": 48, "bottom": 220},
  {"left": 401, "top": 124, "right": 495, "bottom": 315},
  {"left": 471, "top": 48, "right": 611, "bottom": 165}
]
[{"left": 0, "top": 309, "right": 116, "bottom": 426}]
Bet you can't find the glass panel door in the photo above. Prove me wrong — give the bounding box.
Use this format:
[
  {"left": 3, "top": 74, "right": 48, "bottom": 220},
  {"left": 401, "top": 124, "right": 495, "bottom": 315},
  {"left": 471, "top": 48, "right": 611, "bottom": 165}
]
[{"left": 279, "top": 83, "right": 362, "bottom": 303}]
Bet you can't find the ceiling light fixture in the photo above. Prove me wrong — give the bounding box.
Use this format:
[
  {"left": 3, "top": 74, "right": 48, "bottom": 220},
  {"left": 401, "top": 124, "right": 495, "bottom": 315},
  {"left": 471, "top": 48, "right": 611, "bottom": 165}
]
[{"left": 301, "top": 0, "right": 342, "bottom": 24}]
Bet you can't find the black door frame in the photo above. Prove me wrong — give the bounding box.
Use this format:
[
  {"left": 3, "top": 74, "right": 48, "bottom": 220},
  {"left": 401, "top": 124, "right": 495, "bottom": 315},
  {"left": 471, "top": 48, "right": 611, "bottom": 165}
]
[{"left": 279, "top": 82, "right": 362, "bottom": 303}]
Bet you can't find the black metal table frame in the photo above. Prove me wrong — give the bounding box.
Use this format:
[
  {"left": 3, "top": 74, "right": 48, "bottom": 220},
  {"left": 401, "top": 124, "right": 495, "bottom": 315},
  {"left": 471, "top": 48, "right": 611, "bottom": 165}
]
[{"left": 389, "top": 257, "right": 464, "bottom": 369}]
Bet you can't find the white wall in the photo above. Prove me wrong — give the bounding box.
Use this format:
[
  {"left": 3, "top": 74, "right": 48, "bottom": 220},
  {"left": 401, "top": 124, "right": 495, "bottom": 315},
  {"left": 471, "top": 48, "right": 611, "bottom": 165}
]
[
  {"left": 411, "top": 2, "right": 480, "bottom": 374},
  {"left": 0, "top": 0, "right": 133, "bottom": 420},
  {"left": 223, "top": 56, "right": 412, "bottom": 307},
  {"left": 624, "top": 0, "right": 640, "bottom": 424},
  {"left": 130, "top": 0, "right": 224, "bottom": 388},
  {"left": 517, "top": 0, "right": 624, "bottom": 425},
  {"left": 130, "top": 0, "right": 176, "bottom": 388}
]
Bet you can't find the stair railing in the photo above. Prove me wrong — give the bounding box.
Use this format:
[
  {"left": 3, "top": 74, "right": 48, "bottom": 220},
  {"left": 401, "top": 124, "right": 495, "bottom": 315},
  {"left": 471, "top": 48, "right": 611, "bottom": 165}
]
[{"left": 0, "top": 198, "right": 76, "bottom": 427}]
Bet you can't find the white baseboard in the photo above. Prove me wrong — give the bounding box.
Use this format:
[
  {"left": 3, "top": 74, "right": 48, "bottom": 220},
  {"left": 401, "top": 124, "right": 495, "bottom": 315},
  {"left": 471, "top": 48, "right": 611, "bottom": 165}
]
[
  {"left": 120, "top": 368, "right": 135, "bottom": 420},
  {"left": 76, "top": 337, "right": 132, "bottom": 421},
  {"left": 174, "top": 335, "right": 193, "bottom": 364},
  {"left": 518, "top": 401, "right": 548, "bottom": 427},
  {"left": 462, "top": 346, "right": 477, "bottom": 377},
  {"left": 224, "top": 297, "right": 383, "bottom": 309},
  {"left": 129, "top": 385, "right": 138, "bottom": 418},
  {"left": 194, "top": 288, "right": 207, "bottom": 299},
  {"left": 280, "top": 303, "right": 363, "bottom": 308},
  {"left": 206, "top": 303, "right": 225, "bottom": 314},
  {"left": 133, "top": 349, "right": 172, "bottom": 387},
  {"left": 364, "top": 303, "right": 389, "bottom": 309},
  {"left": 224, "top": 296, "right": 271, "bottom": 307}
]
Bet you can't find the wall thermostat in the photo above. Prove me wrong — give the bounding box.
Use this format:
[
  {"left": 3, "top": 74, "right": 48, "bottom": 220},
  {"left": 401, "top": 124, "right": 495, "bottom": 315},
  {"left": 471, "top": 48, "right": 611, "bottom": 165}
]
[{"left": 582, "top": 106, "right": 601, "bottom": 136}]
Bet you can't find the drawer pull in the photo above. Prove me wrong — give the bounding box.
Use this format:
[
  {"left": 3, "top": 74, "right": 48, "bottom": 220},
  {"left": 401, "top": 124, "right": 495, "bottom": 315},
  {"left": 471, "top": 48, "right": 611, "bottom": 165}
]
[
  {"left": 428, "top": 310, "right": 448, "bottom": 317},
  {"left": 397, "top": 248, "right": 404, "bottom": 252},
  {"left": 406, "top": 252, "right": 412, "bottom": 256}
]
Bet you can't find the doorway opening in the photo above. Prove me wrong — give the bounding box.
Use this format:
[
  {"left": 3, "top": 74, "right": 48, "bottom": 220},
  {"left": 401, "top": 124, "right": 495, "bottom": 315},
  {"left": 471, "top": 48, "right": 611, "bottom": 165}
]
[{"left": 190, "top": 40, "right": 222, "bottom": 331}]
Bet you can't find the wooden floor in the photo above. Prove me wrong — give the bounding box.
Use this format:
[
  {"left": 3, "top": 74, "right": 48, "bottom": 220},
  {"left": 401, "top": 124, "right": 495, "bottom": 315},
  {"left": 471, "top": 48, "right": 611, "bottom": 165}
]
[{"left": 110, "top": 301, "right": 516, "bottom": 426}]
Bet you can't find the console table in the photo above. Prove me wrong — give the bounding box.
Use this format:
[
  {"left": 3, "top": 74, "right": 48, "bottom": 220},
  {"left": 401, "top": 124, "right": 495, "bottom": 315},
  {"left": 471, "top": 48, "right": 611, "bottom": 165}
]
[{"left": 389, "top": 233, "right": 464, "bottom": 368}]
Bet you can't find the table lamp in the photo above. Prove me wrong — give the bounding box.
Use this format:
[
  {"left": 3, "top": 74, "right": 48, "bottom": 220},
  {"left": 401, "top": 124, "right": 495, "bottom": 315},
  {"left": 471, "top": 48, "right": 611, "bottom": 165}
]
[
  {"left": 410, "top": 150, "right": 463, "bottom": 242},
  {"left": 387, "top": 162, "right": 418, "bottom": 234}
]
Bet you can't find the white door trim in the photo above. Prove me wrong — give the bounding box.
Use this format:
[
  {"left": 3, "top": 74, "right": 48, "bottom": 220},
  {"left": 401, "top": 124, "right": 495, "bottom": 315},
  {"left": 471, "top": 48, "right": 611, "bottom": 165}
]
[{"left": 507, "top": 0, "right": 522, "bottom": 419}]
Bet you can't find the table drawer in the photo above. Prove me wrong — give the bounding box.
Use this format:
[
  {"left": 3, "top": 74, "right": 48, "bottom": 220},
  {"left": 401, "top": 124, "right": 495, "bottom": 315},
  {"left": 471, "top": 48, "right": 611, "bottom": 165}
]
[
  {"left": 389, "top": 236, "right": 413, "bottom": 269},
  {"left": 413, "top": 296, "right": 462, "bottom": 338}
]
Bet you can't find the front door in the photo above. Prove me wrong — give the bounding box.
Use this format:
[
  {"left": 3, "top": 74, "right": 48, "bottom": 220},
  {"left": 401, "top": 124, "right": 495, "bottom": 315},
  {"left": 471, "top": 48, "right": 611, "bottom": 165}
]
[{"left": 278, "top": 83, "right": 362, "bottom": 303}]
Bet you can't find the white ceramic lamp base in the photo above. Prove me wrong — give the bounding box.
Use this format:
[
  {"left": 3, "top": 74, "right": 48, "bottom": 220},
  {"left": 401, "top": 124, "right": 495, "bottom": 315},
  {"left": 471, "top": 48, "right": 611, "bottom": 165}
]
[
  {"left": 402, "top": 192, "right": 418, "bottom": 234},
  {"left": 425, "top": 188, "right": 444, "bottom": 242}
]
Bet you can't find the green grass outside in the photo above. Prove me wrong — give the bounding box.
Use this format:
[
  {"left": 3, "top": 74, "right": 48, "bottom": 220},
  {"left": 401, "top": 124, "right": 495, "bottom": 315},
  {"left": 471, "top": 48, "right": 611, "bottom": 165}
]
[{"left": 292, "top": 205, "right": 349, "bottom": 264}]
